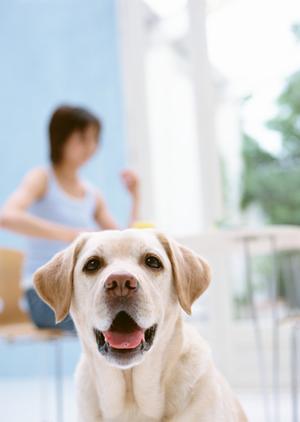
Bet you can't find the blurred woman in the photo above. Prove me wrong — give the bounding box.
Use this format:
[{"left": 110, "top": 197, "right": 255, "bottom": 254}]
[{"left": 0, "top": 105, "right": 140, "bottom": 330}]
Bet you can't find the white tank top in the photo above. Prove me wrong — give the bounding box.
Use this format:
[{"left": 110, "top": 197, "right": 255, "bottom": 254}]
[{"left": 22, "top": 167, "right": 97, "bottom": 289}]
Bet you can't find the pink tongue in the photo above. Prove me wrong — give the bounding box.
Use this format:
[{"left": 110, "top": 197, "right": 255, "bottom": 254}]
[{"left": 103, "top": 329, "right": 144, "bottom": 349}]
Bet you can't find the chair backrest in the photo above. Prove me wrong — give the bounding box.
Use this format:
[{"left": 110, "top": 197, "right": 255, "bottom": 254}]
[{"left": 0, "top": 248, "right": 29, "bottom": 324}]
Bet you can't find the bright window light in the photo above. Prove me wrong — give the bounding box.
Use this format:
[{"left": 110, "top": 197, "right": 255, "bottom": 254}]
[{"left": 143, "top": 0, "right": 188, "bottom": 17}]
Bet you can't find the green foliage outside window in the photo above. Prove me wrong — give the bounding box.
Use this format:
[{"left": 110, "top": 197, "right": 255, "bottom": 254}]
[
  {"left": 241, "top": 25, "right": 300, "bottom": 224},
  {"left": 236, "top": 24, "right": 300, "bottom": 315}
]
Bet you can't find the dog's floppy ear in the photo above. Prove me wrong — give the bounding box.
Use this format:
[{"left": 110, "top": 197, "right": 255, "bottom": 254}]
[
  {"left": 157, "top": 232, "right": 211, "bottom": 315},
  {"left": 33, "top": 234, "right": 88, "bottom": 323}
]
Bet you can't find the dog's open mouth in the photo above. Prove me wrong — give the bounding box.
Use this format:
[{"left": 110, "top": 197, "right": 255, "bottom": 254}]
[{"left": 94, "top": 311, "right": 157, "bottom": 356}]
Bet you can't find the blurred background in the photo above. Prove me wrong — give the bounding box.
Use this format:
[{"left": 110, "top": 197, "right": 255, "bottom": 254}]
[{"left": 1, "top": 0, "right": 300, "bottom": 421}]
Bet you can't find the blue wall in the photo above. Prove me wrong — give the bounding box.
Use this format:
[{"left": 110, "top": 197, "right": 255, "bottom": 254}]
[
  {"left": 0, "top": 0, "right": 128, "bottom": 377},
  {"left": 0, "top": 0, "right": 129, "bottom": 251}
]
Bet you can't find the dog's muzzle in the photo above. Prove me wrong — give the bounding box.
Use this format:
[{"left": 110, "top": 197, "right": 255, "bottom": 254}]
[{"left": 93, "top": 311, "right": 157, "bottom": 364}]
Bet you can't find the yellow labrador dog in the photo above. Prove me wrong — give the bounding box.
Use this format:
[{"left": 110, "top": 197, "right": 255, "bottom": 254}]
[{"left": 34, "top": 229, "right": 247, "bottom": 422}]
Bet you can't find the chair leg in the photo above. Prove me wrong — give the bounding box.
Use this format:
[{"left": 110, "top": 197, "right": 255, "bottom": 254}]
[
  {"left": 40, "top": 342, "right": 50, "bottom": 422},
  {"left": 269, "top": 237, "right": 280, "bottom": 422},
  {"left": 54, "top": 340, "right": 64, "bottom": 422},
  {"left": 243, "top": 239, "right": 272, "bottom": 422},
  {"left": 291, "top": 323, "right": 299, "bottom": 422}
]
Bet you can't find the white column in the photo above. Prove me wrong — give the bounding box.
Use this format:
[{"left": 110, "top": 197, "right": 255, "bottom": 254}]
[
  {"left": 116, "top": 0, "right": 156, "bottom": 222},
  {"left": 187, "top": 0, "right": 224, "bottom": 228},
  {"left": 117, "top": 0, "right": 223, "bottom": 231}
]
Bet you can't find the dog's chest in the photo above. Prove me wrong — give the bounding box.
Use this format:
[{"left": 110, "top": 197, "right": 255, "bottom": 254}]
[
  {"left": 96, "top": 389, "right": 164, "bottom": 422},
  {"left": 92, "top": 363, "right": 165, "bottom": 421},
  {"left": 102, "top": 373, "right": 164, "bottom": 421},
  {"left": 108, "top": 404, "right": 160, "bottom": 422}
]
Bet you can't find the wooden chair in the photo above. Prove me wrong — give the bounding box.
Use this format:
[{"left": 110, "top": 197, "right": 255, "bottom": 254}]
[{"left": 0, "top": 248, "right": 69, "bottom": 422}]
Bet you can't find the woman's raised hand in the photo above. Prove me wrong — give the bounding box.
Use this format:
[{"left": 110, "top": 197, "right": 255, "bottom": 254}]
[{"left": 120, "top": 169, "right": 140, "bottom": 198}]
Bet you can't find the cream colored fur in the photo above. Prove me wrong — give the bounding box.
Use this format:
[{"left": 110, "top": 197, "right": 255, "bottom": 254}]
[{"left": 34, "top": 229, "right": 247, "bottom": 422}]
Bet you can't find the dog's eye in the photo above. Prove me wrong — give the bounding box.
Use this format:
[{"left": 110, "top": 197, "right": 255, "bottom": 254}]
[
  {"left": 145, "top": 255, "right": 163, "bottom": 269},
  {"left": 83, "top": 257, "right": 103, "bottom": 273}
]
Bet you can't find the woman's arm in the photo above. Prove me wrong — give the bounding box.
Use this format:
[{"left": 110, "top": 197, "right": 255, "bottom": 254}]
[
  {"left": 94, "top": 193, "right": 119, "bottom": 230},
  {"left": 121, "top": 169, "right": 140, "bottom": 227},
  {"left": 94, "top": 190, "right": 140, "bottom": 230},
  {"left": 94, "top": 170, "right": 140, "bottom": 230},
  {"left": 0, "top": 168, "right": 82, "bottom": 242}
]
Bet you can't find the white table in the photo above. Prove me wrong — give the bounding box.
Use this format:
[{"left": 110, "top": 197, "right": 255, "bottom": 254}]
[{"left": 177, "top": 225, "right": 300, "bottom": 422}]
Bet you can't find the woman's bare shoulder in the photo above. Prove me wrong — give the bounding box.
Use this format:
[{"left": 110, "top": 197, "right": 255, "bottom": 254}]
[
  {"left": 26, "top": 166, "right": 48, "bottom": 177},
  {"left": 21, "top": 167, "right": 49, "bottom": 198}
]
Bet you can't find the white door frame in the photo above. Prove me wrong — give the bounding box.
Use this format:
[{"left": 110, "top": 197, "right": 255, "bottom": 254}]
[{"left": 116, "top": 0, "right": 223, "bottom": 230}]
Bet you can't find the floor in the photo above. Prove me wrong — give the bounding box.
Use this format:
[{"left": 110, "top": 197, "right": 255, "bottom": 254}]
[{"left": 0, "top": 376, "right": 295, "bottom": 421}]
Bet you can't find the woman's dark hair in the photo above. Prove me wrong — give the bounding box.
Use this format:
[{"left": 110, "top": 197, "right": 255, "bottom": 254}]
[{"left": 49, "top": 105, "right": 101, "bottom": 164}]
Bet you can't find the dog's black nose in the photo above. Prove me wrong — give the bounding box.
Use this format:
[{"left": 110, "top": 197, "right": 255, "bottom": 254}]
[{"left": 104, "top": 272, "right": 139, "bottom": 297}]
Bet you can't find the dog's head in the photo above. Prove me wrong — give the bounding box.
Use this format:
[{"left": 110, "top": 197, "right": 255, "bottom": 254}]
[{"left": 34, "top": 229, "right": 210, "bottom": 368}]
